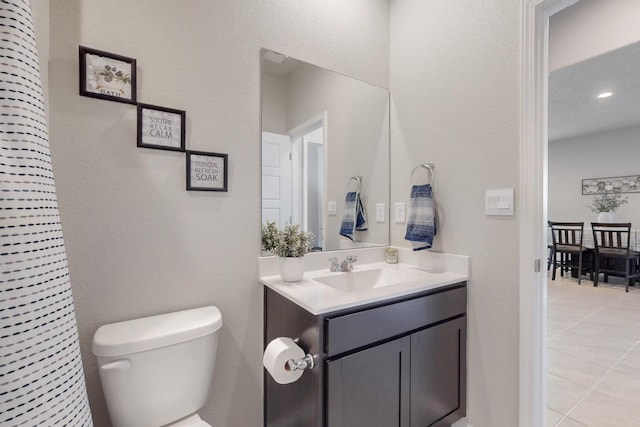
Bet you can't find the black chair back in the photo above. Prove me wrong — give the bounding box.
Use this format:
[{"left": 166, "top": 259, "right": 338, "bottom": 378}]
[
  {"left": 549, "top": 222, "right": 590, "bottom": 284},
  {"left": 550, "top": 222, "right": 584, "bottom": 250},
  {"left": 590, "top": 222, "right": 640, "bottom": 292},
  {"left": 591, "top": 222, "right": 632, "bottom": 255}
]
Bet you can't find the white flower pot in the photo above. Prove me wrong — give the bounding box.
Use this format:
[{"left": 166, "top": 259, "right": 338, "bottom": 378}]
[
  {"left": 597, "top": 211, "right": 616, "bottom": 223},
  {"left": 280, "top": 256, "right": 305, "bottom": 282}
]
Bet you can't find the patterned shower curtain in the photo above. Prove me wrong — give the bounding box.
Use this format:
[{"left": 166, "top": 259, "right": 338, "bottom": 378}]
[{"left": 0, "top": 1, "right": 93, "bottom": 425}]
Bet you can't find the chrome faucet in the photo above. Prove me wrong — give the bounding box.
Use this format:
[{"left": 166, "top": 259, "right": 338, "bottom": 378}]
[{"left": 328, "top": 255, "right": 358, "bottom": 272}]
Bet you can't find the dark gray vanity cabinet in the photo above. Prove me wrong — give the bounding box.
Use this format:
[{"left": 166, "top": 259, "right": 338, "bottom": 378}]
[
  {"left": 264, "top": 282, "right": 467, "bottom": 427},
  {"left": 326, "top": 335, "right": 411, "bottom": 427},
  {"left": 410, "top": 316, "right": 467, "bottom": 427}
]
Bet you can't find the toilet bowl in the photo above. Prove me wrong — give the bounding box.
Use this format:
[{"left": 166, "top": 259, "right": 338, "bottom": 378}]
[
  {"left": 168, "top": 414, "right": 210, "bottom": 426},
  {"left": 92, "top": 306, "right": 223, "bottom": 427}
]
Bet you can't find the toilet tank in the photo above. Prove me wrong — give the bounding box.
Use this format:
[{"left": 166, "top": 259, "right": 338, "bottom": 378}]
[{"left": 92, "top": 306, "right": 223, "bottom": 427}]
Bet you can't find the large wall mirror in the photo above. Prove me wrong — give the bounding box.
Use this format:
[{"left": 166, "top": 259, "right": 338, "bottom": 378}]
[{"left": 261, "top": 49, "right": 390, "bottom": 252}]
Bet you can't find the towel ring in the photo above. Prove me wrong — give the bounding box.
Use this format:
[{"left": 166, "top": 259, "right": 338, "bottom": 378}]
[
  {"left": 410, "top": 163, "right": 435, "bottom": 186},
  {"left": 347, "top": 176, "right": 362, "bottom": 193}
]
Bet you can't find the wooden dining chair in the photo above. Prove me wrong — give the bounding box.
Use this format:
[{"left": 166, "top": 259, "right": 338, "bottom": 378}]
[
  {"left": 591, "top": 222, "right": 640, "bottom": 292},
  {"left": 549, "top": 222, "right": 592, "bottom": 284}
]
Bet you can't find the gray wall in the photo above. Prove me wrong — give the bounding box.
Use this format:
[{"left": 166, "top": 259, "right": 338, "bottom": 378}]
[
  {"left": 549, "top": 0, "right": 640, "bottom": 71},
  {"left": 46, "top": 1, "right": 389, "bottom": 426},
  {"left": 390, "top": 1, "right": 520, "bottom": 425},
  {"left": 549, "top": 125, "right": 640, "bottom": 224}
]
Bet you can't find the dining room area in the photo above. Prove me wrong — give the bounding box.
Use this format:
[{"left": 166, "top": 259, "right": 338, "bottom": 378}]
[
  {"left": 545, "top": 15, "right": 640, "bottom": 425},
  {"left": 548, "top": 37, "right": 640, "bottom": 294}
]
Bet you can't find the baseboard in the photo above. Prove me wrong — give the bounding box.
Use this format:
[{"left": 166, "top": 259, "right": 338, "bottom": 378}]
[{"left": 452, "top": 418, "right": 472, "bottom": 427}]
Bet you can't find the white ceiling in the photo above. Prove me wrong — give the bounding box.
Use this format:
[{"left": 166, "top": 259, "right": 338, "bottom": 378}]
[{"left": 549, "top": 41, "right": 640, "bottom": 142}]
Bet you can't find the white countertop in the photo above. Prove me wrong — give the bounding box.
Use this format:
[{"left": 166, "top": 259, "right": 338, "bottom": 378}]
[{"left": 259, "top": 247, "right": 469, "bottom": 315}]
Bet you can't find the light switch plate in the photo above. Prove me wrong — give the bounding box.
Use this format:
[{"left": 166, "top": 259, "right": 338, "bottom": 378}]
[
  {"left": 394, "top": 202, "right": 406, "bottom": 223},
  {"left": 376, "top": 203, "right": 385, "bottom": 223},
  {"left": 328, "top": 200, "right": 337, "bottom": 216},
  {"left": 485, "top": 189, "right": 514, "bottom": 215}
]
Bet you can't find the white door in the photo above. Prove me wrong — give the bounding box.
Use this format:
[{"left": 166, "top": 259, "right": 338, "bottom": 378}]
[{"left": 262, "top": 132, "right": 292, "bottom": 228}]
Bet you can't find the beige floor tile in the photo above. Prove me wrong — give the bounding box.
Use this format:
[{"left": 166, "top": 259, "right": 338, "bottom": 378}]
[
  {"left": 547, "top": 275, "right": 640, "bottom": 423},
  {"left": 565, "top": 316, "right": 640, "bottom": 341},
  {"left": 556, "top": 416, "right": 587, "bottom": 427},
  {"left": 547, "top": 373, "right": 589, "bottom": 415},
  {"left": 593, "top": 368, "right": 640, "bottom": 406},
  {"left": 548, "top": 311, "right": 592, "bottom": 333},
  {"left": 547, "top": 330, "right": 635, "bottom": 368},
  {"left": 568, "top": 389, "right": 640, "bottom": 427},
  {"left": 547, "top": 407, "right": 564, "bottom": 427},
  {"left": 548, "top": 348, "right": 609, "bottom": 389},
  {"left": 615, "top": 344, "right": 640, "bottom": 373}
]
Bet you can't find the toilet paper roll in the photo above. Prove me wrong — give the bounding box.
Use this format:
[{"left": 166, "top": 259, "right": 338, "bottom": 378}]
[{"left": 263, "top": 337, "right": 305, "bottom": 384}]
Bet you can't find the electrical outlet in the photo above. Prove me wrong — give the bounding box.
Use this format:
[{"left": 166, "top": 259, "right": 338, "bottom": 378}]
[
  {"left": 394, "top": 202, "right": 406, "bottom": 223},
  {"left": 376, "top": 203, "right": 385, "bottom": 223},
  {"left": 328, "top": 200, "right": 337, "bottom": 216}
]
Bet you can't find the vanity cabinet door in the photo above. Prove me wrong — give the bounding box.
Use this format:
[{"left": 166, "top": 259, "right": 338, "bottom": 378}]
[
  {"left": 326, "top": 336, "right": 410, "bottom": 427},
  {"left": 410, "top": 316, "right": 467, "bottom": 427}
]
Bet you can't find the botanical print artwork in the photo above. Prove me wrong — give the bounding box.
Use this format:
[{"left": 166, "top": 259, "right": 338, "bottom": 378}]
[{"left": 85, "top": 53, "right": 133, "bottom": 99}]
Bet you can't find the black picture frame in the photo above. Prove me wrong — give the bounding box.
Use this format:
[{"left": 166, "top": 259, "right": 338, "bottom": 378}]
[
  {"left": 137, "top": 103, "right": 186, "bottom": 152},
  {"left": 79, "top": 46, "right": 137, "bottom": 104},
  {"left": 186, "top": 150, "right": 228, "bottom": 192}
]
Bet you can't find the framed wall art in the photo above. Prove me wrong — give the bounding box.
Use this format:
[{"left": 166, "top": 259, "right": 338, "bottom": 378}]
[
  {"left": 79, "top": 46, "right": 137, "bottom": 104},
  {"left": 582, "top": 174, "right": 640, "bottom": 195},
  {"left": 137, "top": 103, "right": 186, "bottom": 152},
  {"left": 186, "top": 150, "right": 228, "bottom": 192}
]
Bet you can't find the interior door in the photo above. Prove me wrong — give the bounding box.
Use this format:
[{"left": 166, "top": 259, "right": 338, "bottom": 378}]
[{"left": 262, "top": 132, "right": 292, "bottom": 228}]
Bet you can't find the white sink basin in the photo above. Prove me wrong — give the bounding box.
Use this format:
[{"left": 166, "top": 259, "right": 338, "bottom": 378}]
[{"left": 313, "top": 268, "right": 422, "bottom": 293}]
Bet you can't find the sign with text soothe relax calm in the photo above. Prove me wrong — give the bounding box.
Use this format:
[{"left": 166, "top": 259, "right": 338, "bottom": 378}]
[{"left": 139, "top": 105, "right": 185, "bottom": 151}]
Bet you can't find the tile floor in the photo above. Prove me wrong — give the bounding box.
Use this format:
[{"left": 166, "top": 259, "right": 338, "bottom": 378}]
[{"left": 547, "top": 273, "right": 640, "bottom": 426}]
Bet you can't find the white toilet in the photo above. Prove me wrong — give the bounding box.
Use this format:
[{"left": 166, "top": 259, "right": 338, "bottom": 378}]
[{"left": 92, "top": 306, "right": 223, "bottom": 427}]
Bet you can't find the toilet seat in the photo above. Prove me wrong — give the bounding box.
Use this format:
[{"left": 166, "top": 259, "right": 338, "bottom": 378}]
[{"left": 166, "top": 414, "right": 211, "bottom": 427}]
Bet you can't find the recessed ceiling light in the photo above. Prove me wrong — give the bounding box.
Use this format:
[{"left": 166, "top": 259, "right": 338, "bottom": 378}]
[{"left": 597, "top": 92, "right": 613, "bottom": 99}]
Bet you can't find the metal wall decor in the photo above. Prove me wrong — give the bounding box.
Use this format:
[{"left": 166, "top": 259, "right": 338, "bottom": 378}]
[{"left": 582, "top": 174, "right": 640, "bottom": 194}]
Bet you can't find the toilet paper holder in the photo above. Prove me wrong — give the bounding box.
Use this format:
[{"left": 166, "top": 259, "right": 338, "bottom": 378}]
[{"left": 286, "top": 353, "right": 315, "bottom": 372}]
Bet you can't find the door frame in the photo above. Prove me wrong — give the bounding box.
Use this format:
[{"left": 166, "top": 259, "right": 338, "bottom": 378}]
[
  {"left": 288, "top": 111, "right": 328, "bottom": 246},
  {"left": 519, "top": 1, "right": 578, "bottom": 426}
]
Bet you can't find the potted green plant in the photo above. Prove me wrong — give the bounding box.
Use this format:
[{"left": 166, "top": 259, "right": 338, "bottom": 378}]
[
  {"left": 262, "top": 221, "right": 314, "bottom": 282},
  {"left": 587, "top": 192, "right": 628, "bottom": 223}
]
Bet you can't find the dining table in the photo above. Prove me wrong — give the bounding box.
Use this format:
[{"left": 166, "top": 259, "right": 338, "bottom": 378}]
[{"left": 548, "top": 227, "right": 640, "bottom": 281}]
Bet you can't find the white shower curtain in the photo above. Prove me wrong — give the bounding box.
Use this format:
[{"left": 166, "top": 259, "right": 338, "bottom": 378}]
[{"left": 0, "top": 1, "right": 93, "bottom": 425}]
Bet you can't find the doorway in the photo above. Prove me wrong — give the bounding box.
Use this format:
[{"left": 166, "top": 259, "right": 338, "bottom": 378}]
[
  {"left": 291, "top": 125, "right": 324, "bottom": 250},
  {"left": 520, "top": 1, "right": 578, "bottom": 426}
]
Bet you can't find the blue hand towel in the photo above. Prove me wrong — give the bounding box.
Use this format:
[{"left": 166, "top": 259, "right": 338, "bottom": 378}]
[
  {"left": 404, "top": 184, "right": 436, "bottom": 251},
  {"left": 339, "top": 191, "right": 368, "bottom": 241}
]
